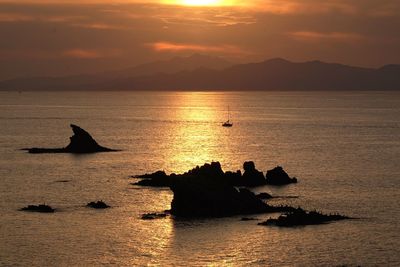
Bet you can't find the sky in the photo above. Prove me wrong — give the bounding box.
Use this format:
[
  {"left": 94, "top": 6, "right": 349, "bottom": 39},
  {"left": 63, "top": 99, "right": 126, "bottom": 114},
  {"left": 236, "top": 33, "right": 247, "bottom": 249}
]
[{"left": 0, "top": 0, "right": 399, "bottom": 79}]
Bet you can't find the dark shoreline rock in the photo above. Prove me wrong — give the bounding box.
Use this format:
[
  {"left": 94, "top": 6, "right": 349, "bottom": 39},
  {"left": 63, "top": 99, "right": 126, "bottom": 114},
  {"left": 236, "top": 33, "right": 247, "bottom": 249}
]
[
  {"left": 265, "top": 166, "right": 298, "bottom": 185},
  {"left": 258, "top": 208, "right": 350, "bottom": 227},
  {"left": 22, "top": 124, "right": 118, "bottom": 154},
  {"left": 20, "top": 204, "right": 55, "bottom": 213},
  {"left": 86, "top": 201, "right": 110, "bottom": 209}
]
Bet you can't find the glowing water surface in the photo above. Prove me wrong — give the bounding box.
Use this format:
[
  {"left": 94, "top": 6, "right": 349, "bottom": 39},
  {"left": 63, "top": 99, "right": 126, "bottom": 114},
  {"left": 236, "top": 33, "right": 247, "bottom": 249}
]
[{"left": 0, "top": 91, "right": 399, "bottom": 266}]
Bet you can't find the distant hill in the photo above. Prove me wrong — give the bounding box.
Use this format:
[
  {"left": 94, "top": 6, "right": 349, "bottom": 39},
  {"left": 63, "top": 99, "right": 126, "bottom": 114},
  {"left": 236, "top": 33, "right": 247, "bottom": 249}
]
[
  {"left": 0, "top": 54, "right": 232, "bottom": 91},
  {"left": 1, "top": 57, "right": 399, "bottom": 91}
]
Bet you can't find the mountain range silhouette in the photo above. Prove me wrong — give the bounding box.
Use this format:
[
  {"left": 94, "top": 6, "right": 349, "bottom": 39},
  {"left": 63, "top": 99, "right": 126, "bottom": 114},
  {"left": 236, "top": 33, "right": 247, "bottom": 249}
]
[{"left": 1, "top": 55, "right": 399, "bottom": 91}]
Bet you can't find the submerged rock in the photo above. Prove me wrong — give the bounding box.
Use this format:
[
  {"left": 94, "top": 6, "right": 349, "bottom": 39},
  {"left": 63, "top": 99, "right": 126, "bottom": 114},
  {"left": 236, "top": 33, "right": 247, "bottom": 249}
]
[
  {"left": 265, "top": 166, "right": 298, "bottom": 185},
  {"left": 258, "top": 208, "right": 349, "bottom": 227},
  {"left": 23, "top": 124, "right": 117, "bottom": 154},
  {"left": 141, "top": 213, "right": 168, "bottom": 220},
  {"left": 54, "top": 180, "right": 71, "bottom": 183},
  {"left": 20, "top": 204, "right": 55, "bottom": 213},
  {"left": 86, "top": 201, "right": 110, "bottom": 209}
]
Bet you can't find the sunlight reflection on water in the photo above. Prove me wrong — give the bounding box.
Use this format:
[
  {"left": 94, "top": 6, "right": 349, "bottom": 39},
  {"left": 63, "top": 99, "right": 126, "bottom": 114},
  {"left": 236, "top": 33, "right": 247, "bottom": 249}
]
[{"left": 1, "top": 91, "right": 400, "bottom": 266}]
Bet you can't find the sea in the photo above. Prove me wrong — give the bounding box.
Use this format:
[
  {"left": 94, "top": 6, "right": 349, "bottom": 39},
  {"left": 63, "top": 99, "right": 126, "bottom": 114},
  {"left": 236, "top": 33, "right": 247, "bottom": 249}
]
[{"left": 0, "top": 91, "right": 399, "bottom": 266}]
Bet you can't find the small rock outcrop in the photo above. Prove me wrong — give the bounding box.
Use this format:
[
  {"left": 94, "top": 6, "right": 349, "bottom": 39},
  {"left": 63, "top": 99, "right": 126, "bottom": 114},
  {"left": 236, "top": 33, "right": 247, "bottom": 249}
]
[
  {"left": 23, "top": 124, "right": 117, "bottom": 154},
  {"left": 141, "top": 213, "right": 168, "bottom": 220},
  {"left": 265, "top": 166, "right": 298, "bottom": 185},
  {"left": 86, "top": 201, "right": 110, "bottom": 209},
  {"left": 135, "top": 171, "right": 170, "bottom": 187},
  {"left": 20, "top": 204, "right": 55, "bottom": 213},
  {"left": 258, "top": 208, "right": 349, "bottom": 227}
]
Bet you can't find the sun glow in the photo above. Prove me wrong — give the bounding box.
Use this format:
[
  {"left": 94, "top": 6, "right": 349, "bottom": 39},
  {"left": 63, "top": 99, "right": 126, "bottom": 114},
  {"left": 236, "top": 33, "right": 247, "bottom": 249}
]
[
  {"left": 182, "top": 0, "right": 220, "bottom": 6},
  {"left": 164, "top": 0, "right": 235, "bottom": 7}
]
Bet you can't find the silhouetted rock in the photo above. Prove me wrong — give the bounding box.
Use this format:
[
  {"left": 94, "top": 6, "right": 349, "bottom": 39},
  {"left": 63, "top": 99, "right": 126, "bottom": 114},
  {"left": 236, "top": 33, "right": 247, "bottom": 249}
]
[
  {"left": 86, "top": 201, "right": 110, "bottom": 209},
  {"left": 265, "top": 166, "right": 297, "bottom": 185},
  {"left": 141, "top": 213, "right": 168, "bottom": 220},
  {"left": 134, "top": 171, "right": 170, "bottom": 187},
  {"left": 256, "top": 192, "right": 273, "bottom": 199},
  {"left": 136, "top": 170, "right": 167, "bottom": 179},
  {"left": 134, "top": 161, "right": 268, "bottom": 188},
  {"left": 169, "top": 174, "right": 281, "bottom": 217},
  {"left": 23, "top": 124, "right": 117, "bottom": 154},
  {"left": 258, "top": 208, "right": 349, "bottom": 227},
  {"left": 133, "top": 162, "right": 229, "bottom": 187},
  {"left": 240, "top": 161, "right": 266, "bottom": 187},
  {"left": 20, "top": 204, "right": 55, "bottom": 213},
  {"left": 224, "top": 170, "right": 242, "bottom": 184},
  {"left": 185, "top": 161, "right": 226, "bottom": 178}
]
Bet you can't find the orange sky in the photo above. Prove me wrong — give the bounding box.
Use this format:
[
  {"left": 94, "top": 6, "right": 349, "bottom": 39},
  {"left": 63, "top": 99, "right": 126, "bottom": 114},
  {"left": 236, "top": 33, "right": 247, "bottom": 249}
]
[{"left": 0, "top": 0, "right": 399, "bottom": 79}]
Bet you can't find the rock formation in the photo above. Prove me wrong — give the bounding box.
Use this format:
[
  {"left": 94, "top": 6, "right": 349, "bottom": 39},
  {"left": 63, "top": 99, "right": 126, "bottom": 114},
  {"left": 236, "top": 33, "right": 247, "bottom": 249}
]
[
  {"left": 23, "top": 124, "right": 117, "bottom": 154},
  {"left": 135, "top": 171, "right": 170, "bottom": 187},
  {"left": 134, "top": 162, "right": 228, "bottom": 187},
  {"left": 20, "top": 204, "right": 55, "bottom": 213},
  {"left": 86, "top": 201, "right": 110, "bottom": 209},
  {"left": 134, "top": 161, "right": 271, "bottom": 188},
  {"left": 240, "top": 161, "right": 266, "bottom": 186},
  {"left": 169, "top": 175, "right": 292, "bottom": 218},
  {"left": 265, "top": 166, "right": 298, "bottom": 185},
  {"left": 141, "top": 213, "right": 168, "bottom": 220},
  {"left": 258, "top": 208, "right": 349, "bottom": 227}
]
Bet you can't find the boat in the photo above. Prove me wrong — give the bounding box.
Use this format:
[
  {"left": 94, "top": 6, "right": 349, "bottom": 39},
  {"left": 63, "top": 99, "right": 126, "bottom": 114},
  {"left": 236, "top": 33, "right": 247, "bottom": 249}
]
[{"left": 222, "top": 106, "right": 233, "bottom": 127}]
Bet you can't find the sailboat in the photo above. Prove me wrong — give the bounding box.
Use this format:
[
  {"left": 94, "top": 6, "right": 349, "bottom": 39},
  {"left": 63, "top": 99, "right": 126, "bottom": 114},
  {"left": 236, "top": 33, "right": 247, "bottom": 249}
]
[{"left": 222, "top": 106, "right": 233, "bottom": 127}]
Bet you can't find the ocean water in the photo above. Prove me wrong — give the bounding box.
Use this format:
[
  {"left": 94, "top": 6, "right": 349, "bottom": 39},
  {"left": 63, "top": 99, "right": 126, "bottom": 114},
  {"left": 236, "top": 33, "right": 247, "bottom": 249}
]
[{"left": 0, "top": 91, "right": 399, "bottom": 266}]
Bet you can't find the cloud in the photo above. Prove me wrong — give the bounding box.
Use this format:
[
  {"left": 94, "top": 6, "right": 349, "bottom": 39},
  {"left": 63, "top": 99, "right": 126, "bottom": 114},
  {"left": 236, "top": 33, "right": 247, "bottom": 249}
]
[
  {"left": 367, "top": 2, "right": 400, "bottom": 17},
  {"left": 158, "top": 13, "right": 255, "bottom": 27},
  {"left": 0, "top": 0, "right": 398, "bottom": 18},
  {"left": 252, "top": 0, "right": 357, "bottom": 15},
  {"left": 0, "top": 13, "right": 34, "bottom": 22},
  {"left": 287, "top": 31, "right": 365, "bottom": 43},
  {"left": 71, "top": 22, "right": 127, "bottom": 30},
  {"left": 63, "top": 49, "right": 102, "bottom": 59},
  {"left": 0, "top": 48, "right": 120, "bottom": 60},
  {"left": 150, "top": 41, "right": 248, "bottom": 55},
  {"left": 63, "top": 49, "right": 121, "bottom": 58}
]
